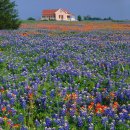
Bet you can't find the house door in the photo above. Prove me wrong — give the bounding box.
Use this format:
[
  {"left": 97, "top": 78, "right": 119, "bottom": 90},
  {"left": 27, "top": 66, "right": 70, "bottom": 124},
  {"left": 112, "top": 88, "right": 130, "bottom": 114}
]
[
  {"left": 59, "top": 15, "right": 63, "bottom": 20},
  {"left": 61, "top": 15, "right": 63, "bottom": 20}
]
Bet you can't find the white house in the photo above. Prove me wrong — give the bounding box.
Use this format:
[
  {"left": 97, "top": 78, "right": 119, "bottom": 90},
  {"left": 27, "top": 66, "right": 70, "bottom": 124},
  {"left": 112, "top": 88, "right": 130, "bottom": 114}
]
[{"left": 41, "top": 8, "right": 76, "bottom": 21}]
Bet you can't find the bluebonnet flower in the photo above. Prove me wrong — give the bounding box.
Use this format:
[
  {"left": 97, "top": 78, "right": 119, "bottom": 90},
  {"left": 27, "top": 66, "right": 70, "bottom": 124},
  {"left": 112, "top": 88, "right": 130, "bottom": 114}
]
[
  {"left": 18, "top": 113, "right": 24, "bottom": 123},
  {"left": 95, "top": 92, "right": 102, "bottom": 103},
  {"left": 77, "top": 116, "right": 83, "bottom": 127},
  {"left": 60, "top": 117, "right": 65, "bottom": 126},
  {"left": 54, "top": 118, "right": 61, "bottom": 126},
  {"left": 114, "top": 114, "right": 119, "bottom": 122},
  {"left": 119, "top": 112, "right": 125, "bottom": 121},
  {"left": 50, "top": 89, "right": 55, "bottom": 98},
  {"left": 11, "top": 108, "right": 17, "bottom": 116},
  {"left": 20, "top": 125, "right": 28, "bottom": 130},
  {"left": 0, "top": 117, "right": 3, "bottom": 124},
  {"left": 122, "top": 109, "right": 129, "bottom": 119},
  {"left": 64, "top": 120, "right": 69, "bottom": 130},
  {"left": 7, "top": 91, "right": 12, "bottom": 98},
  {"left": 21, "top": 99, "right": 26, "bottom": 109},
  {"left": 88, "top": 126, "right": 94, "bottom": 130},
  {"left": 33, "top": 83, "right": 38, "bottom": 91},
  {"left": 80, "top": 110, "right": 87, "bottom": 117},
  {"left": 35, "top": 119, "right": 40, "bottom": 127},
  {"left": 61, "top": 88, "right": 67, "bottom": 97},
  {"left": 121, "top": 104, "right": 127, "bottom": 110},
  {"left": 110, "top": 122, "right": 115, "bottom": 130},
  {"left": 118, "top": 119, "right": 124, "bottom": 124},
  {"left": 95, "top": 82, "right": 100, "bottom": 88},
  {"left": 45, "top": 117, "right": 52, "bottom": 127},
  {"left": 104, "top": 107, "right": 110, "bottom": 116},
  {"left": 101, "top": 116, "right": 108, "bottom": 126},
  {"left": 42, "top": 89, "right": 46, "bottom": 95},
  {"left": 88, "top": 123, "right": 94, "bottom": 130},
  {"left": 60, "top": 108, "right": 66, "bottom": 116},
  {"left": 0, "top": 58, "right": 4, "bottom": 63},
  {"left": 69, "top": 108, "right": 75, "bottom": 117},
  {"left": 107, "top": 109, "right": 115, "bottom": 117},
  {"left": 88, "top": 116, "right": 92, "bottom": 124},
  {"left": 6, "top": 104, "right": 11, "bottom": 111},
  {"left": 9, "top": 98, "right": 15, "bottom": 105},
  {"left": 127, "top": 104, "right": 130, "bottom": 112},
  {"left": 58, "top": 126, "right": 64, "bottom": 130}
]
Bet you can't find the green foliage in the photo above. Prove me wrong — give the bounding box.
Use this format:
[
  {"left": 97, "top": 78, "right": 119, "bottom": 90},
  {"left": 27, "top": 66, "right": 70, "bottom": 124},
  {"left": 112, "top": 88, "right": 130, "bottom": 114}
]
[
  {"left": 104, "top": 17, "right": 113, "bottom": 20},
  {"left": 112, "top": 20, "right": 125, "bottom": 22},
  {"left": 0, "top": 0, "right": 21, "bottom": 29},
  {"left": 83, "top": 15, "right": 113, "bottom": 21},
  {"left": 27, "top": 17, "right": 36, "bottom": 21},
  {"left": 77, "top": 15, "right": 82, "bottom": 21}
]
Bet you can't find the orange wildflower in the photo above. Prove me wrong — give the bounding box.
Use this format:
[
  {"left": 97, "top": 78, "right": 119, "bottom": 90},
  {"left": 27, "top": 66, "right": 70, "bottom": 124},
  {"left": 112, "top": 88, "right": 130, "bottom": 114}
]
[
  {"left": 64, "top": 93, "right": 78, "bottom": 101},
  {"left": 8, "top": 110, "right": 12, "bottom": 114},
  {"left": 20, "top": 22, "right": 130, "bottom": 32},
  {"left": 90, "top": 102, "right": 94, "bottom": 106},
  {"left": 80, "top": 106, "right": 86, "bottom": 111},
  {"left": 96, "top": 103, "right": 102, "bottom": 108},
  {"left": 110, "top": 92, "right": 115, "bottom": 98},
  {"left": 28, "top": 93, "right": 33, "bottom": 100},
  {"left": 102, "top": 88, "right": 107, "bottom": 91},
  {"left": 88, "top": 102, "right": 94, "bottom": 110},
  {"left": 72, "top": 93, "right": 78, "bottom": 100},
  {"left": 113, "top": 102, "right": 119, "bottom": 109},
  {"left": 12, "top": 93, "right": 16, "bottom": 97},
  {"left": 88, "top": 105, "right": 93, "bottom": 110},
  {"left": 95, "top": 107, "right": 103, "bottom": 113},
  {"left": 20, "top": 33, "right": 28, "bottom": 37},
  {"left": 93, "top": 103, "right": 108, "bottom": 114},
  {"left": 3, "top": 116, "right": 8, "bottom": 121},
  {"left": 88, "top": 102, "right": 109, "bottom": 114},
  {"left": 26, "top": 86, "right": 31, "bottom": 90},
  {"left": 2, "top": 107, "right": 6, "bottom": 112},
  {"left": 13, "top": 124, "right": 20, "bottom": 128},
  {"left": 7, "top": 121, "right": 11, "bottom": 126},
  {"left": 0, "top": 89, "right": 5, "bottom": 93}
]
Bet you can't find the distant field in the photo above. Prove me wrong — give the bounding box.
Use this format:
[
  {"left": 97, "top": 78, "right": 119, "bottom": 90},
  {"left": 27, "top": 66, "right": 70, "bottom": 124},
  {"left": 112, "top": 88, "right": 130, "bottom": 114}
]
[{"left": 20, "top": 20, "right": 130, "bottom": 32}]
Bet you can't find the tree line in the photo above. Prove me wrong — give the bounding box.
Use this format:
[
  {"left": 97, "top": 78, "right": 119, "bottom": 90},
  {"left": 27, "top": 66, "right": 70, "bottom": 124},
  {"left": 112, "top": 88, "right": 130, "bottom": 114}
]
[{"left": 77, "top": 15, "right": 113, "bottom": 21}]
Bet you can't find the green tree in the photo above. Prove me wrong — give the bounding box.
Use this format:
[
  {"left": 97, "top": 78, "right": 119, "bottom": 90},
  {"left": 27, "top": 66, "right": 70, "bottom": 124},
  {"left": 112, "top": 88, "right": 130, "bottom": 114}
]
[
  {"left": 27, "top": 17, "right": 36, "bottom": 21},
  {"left": 108, "top": 17, "right": 112, "bottom": 20},
  {"left": 84, "top": 15, "right": 92, "bottom": 20},
  {"left": 0, "top": 0, "right": 21, "bottom": 29},
  {"left": 84, "top": 16, "right": 87, "bottom": 20},
  {"left": 77, "top": 15, "right": 82, "bottom": 21}
]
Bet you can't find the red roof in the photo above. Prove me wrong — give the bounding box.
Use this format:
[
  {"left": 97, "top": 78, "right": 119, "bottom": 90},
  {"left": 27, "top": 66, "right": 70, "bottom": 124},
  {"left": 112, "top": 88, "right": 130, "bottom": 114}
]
[
  {"left": 42, "top": 9, "right": 72, "bottom": 16},
  {"left": 42, "top": 9, "right": 58, "bottom": 16}
]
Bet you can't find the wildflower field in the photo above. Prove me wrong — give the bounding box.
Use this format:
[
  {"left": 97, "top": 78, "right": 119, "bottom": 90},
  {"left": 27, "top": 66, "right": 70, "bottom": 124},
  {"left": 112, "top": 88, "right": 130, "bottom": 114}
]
[
  {"left": 21, "top": 21, "right": 130, "bottom": 32},
  {"left": 0, "top": 21, "right": 130, "bottom": 130}
]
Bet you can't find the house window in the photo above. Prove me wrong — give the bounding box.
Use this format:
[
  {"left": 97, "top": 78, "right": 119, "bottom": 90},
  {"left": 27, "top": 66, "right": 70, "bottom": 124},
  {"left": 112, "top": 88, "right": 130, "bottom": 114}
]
[{"left": 59, "top": 15, "right": 63, "bottom": 20}]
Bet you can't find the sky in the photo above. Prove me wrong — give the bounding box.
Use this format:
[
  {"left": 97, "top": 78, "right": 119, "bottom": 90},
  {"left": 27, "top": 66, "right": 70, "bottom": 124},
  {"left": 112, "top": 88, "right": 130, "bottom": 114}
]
[{"left": 13, "top": 0, "right": 130, "bottom": 20}]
